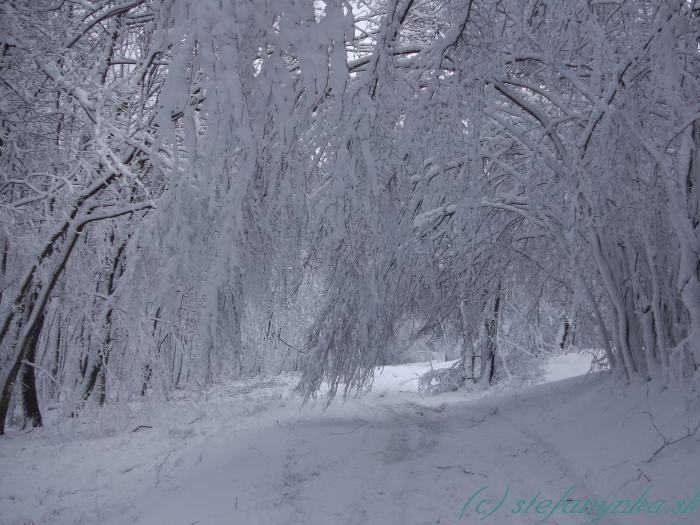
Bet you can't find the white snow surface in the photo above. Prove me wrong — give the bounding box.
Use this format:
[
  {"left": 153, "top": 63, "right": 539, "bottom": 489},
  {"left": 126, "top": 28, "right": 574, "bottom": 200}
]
[
  {"left": 1, "top": 356, "right": 698, "bottom": 525},
  {"left": 542, "top": 352, "right": 595, "bottom": 383}
]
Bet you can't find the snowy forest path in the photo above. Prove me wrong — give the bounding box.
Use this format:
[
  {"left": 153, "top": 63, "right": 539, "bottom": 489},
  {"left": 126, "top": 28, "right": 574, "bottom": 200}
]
[
  {"left": 99, "top": 390, "right": 600, "bottom": 525},
  {"left": 6, "top": 368, "right": 697, "bottom": 525}
]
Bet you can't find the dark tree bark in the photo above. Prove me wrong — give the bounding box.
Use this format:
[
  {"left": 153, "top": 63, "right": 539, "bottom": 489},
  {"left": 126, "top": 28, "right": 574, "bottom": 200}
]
[
  {"left": 78, "top": 238, "right": 127, "bottom": 406},
  {"left": 1, "top": 206, "right": 148, "bottom": 434},
  {"left": 20, "top": 311, "right": 45, "bottom": 428},
  {"left": 558, "top": 316, "right": 571, "bottom": 350},
  {"left": 481, "top": 283, "right": 501, "bottom": 386}
]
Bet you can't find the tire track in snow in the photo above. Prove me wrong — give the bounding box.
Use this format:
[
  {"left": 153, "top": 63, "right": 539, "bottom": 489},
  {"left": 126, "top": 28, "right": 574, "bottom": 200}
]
[{"left": 491, "top": 406, "right": 627, "bottom": 525}]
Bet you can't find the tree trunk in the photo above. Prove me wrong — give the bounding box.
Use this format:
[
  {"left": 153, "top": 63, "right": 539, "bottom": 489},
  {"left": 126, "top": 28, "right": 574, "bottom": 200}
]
[
  {"left": 459, "top": 299, "right": 476, "bottom": 382},
  {"left": 480, "top": 284, "right": 501, "bottom": 387},
  {"left": 557, "top": 315, "right": 571, "bottom": 350},
  {"left": 20, "top": 311, "right": 45, "bottom": 428}
]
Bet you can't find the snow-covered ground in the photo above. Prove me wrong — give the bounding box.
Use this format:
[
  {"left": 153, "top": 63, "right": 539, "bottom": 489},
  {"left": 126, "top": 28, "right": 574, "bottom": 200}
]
[
  {"left": 1, "top": 354, "right": 698, "bottom": 525},
  {"left": 542, "top": 352, "right": 596, "bottom": 383}
]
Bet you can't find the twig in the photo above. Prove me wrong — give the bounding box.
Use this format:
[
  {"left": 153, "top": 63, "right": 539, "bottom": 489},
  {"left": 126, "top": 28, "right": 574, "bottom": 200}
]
[
  {"left": 278, "top": 335, "right": 305, "bottom": 354},
  {"left": 132, "top": 425, "right": 152, "bottom": 432},
  {"left": 432, "top": 465, "right": 487, "bottom": 477},
  {"left": 154, "top": 451, "right": 171, "bottom": 484},
  {"left": 330, "top": 419, "right": 368, "bottom": 435},
  {"left": 643, "top": 411, "right": 700, "bottom": 463},
  {"left": 121, "top": 463, "right": 145, "bottom": 474}
]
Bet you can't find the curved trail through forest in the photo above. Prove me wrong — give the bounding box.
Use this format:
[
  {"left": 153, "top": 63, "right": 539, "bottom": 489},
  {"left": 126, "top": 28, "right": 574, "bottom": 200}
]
[
  {"left": 101, "top": 379, "right": 636, "bottom": 525},
  {"left": 4, "top": 361, "right": 696, "bottom": 525}
]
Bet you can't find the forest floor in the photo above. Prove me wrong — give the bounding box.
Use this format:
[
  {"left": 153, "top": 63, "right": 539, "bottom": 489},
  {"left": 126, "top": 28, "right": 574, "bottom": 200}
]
[{"left": 1, "top": 355, "right": 699, "bottom": 525}]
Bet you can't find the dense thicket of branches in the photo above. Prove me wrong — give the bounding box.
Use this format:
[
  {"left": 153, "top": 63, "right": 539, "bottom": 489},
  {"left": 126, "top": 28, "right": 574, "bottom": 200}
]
[{"left": 0, "top": 0, "right": 698, "bottom": 433}]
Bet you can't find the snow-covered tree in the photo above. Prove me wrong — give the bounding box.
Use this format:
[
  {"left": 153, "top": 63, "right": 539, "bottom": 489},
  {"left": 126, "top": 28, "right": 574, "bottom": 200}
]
[{"left": 1, "top": 0, "right": 698, "bottom": 433}]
